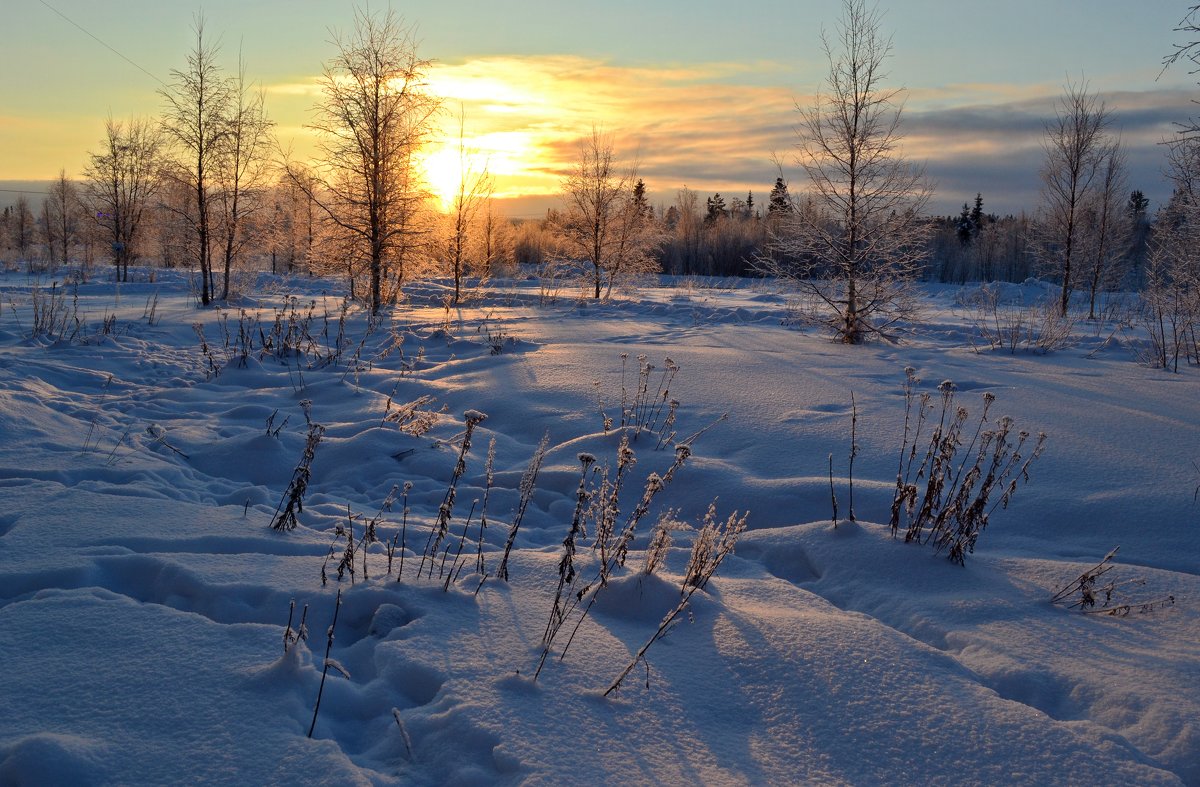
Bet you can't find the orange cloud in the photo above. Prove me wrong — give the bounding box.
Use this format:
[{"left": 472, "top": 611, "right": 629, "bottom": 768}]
[{"left": 267, "top": 58, "right": 1190, "bottom": 216}]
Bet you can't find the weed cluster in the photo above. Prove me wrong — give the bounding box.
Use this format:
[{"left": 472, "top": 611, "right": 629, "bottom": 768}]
[
  {"left": 605, "top": 502, "right": 748, "bottom": 696},
  {"left": 964, "top": 286, "right": 1076, "bottom": 354},
  {"left": 534, "top": 440, "right": 696, "bottom": 679},
  {"left": 192, "top": 296, "right": 385, "bottom": 380},
  {"left": 6, "top": 279, "right": 123, "bottom": 343},
  {"left": 889, "top": 369, "right": 1046, "bottom": 564},
  {"left": 595, "top": 354, "right": 682, "bottom": 449}
]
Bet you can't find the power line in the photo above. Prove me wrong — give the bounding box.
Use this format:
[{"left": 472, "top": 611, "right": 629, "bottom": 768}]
[
  {"left": 0, "top": 188, "right": 49, "bottom": 195},
  {"left": 36, "top": 0, "right": 167, "bottom": 88}
]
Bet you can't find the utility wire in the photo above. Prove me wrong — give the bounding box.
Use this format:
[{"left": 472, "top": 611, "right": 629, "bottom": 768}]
[{"left": 36, "top": 0, "right": 167, "bottom": 88}]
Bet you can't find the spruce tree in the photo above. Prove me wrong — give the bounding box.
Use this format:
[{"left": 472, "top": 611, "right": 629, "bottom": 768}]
[
  {"left": 970, "top": 193, "right": 984, "bottom": 233},
  {"left": 705, "top": 193, "right": 727, "bottom": 224},
  {"left": 768, "top": 177, "right": 791, "bottom": 214},
  {"left": 1127, "top": 189, "right": 1149, "bottom": 220},
  {"left": 632, "top": 178, "right": 651, "bottom": 220},
  {"left": 956, "top": 203, "right": 972, "bottom": 246}
]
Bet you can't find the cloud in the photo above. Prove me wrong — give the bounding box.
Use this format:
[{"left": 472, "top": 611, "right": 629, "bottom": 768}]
[{"left": 276, "top": 55, "right": 1197, "bottom": 216}]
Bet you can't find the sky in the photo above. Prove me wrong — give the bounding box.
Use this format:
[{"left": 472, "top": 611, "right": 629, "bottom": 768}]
[{"left": 2, "top": 0, "right": 1198, "bottom": 216}]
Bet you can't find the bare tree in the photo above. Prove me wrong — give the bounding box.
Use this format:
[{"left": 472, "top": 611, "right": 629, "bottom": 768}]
[
  {"left": 666, "top": 187, "right": 704, "bottom": 274},
  {"left": 443, "top": 108, "right": 493, "bottom": 304},
  {"left": 1164, "top": 4, "right": 1200, "bottom": 139},
  {"left": 160, "top": 15, "right": 233, "bottom": 305},
  {"left": 292, "top": 7, "right": 440, "bottom": 314},
  {"left": 555, "top": 129, "right": 659, "bottom": 298},
  {"left": 1142, "top": 135, "right": 1200, "bottom": 370},
  {"left": 604, "top": 180, "right": 665, "bottom": 297},
  {"left": 472, "top": 199, "right": 512, "bottom": 278},
  {"left": 45, "top": 171, "right": 82, "bottom": 269},
  {"left": 1078, "top": 139, "right": 1130, "bottom": 319},
  {"left": 11, "top": 196, "right": 35, "bottom": 265},
  {"left": 213, "top": 54, "right": 273, "bottom": 299},
  {"left": 1141, "top": 211, "right": 1200, "bottom": 371},
  {"left": 757, "top": 0, "right": 931, "bottom": 344},
  {"left": 1037, "top": 80, "right": 1112, "bottom": 316},
  {"left": 84, "top": 117, "right": 164, "bottom": 282},
  {"left": 266, "top": 166, "right": 331, "bottom": 276}
]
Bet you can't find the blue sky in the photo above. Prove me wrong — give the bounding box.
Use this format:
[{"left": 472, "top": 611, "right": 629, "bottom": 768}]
[{"left": 2, "top": 0, "right": 1197, "bottom": 214}]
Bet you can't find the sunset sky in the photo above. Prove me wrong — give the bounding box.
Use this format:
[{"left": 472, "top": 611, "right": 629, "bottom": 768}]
[{"left": 2, "top": 0, "right": 1197, "bottom": 215}]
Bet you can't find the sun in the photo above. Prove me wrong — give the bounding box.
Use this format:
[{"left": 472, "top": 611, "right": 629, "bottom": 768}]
[{"left": 418, "top": 144, "right": 463, "bottom": 213}]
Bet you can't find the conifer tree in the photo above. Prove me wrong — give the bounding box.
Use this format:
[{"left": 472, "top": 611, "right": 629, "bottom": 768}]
[{"left": 768, "top": 177, "right": 792, "bottom": 215}]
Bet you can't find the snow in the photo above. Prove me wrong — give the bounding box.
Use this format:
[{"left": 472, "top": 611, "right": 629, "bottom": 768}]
[{"left": 0, "top": 269, "right": 1197, "bottom": 785}]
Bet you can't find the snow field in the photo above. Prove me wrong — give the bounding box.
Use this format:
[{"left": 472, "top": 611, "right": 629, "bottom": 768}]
[{"left": 0, "top": 269, "right": 1196, "bottom": 784}]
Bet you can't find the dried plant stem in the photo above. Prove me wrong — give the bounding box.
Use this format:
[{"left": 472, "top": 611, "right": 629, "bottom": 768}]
[
  {"left": 420, "top": 410, "right": 486, "bottom": 578},
  {"left": 396, "top": 483, "right": 412, "bottom": 581},
  {"left": 848, "top": 392, "right": 857, "bottom": 522},
  {"left": 270, "top": 420, "right": 325, "bottom": 532},
  {"left": 828, "top": 453, "right": 838, "bottom": 526},
  {"left": 308, "top": 589, "right": 342, "bottom": 739},
  {"left": 476, "top": 439, "right": 496, "bottom": 576},
  {"left": 605, "top": 507, "right": 747, "bottom": 697},
  {"left": 533, "top": 453, "right": 596, "bottom": 680},
  {"left": 442, "top": 501, "right": 477, "bottom": 590},
  {"left": 497, "top": 433, "right": 550, "bottom": 581}
]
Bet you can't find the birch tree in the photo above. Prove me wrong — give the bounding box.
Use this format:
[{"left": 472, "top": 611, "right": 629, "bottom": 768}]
[
  {"left": 45, "top": 171, "right": 83, "bottom": 269},
  {"left": 555, "top": 129, "right": 660, "bottom": 299},
  {"left": 160, "top": 15, "right": 232, "bottom": 305},
  {"left": 84, "top": 117, "right": 163, "bottom": 282},
  {"left": 757, "top": 0, "right": 931, "bottom": 343},
  {"left": 213, "top": 55, "right": 273, "bottom": 299},
  {"left": 443, "top": 109, "right": 492, "bottom": 304},
  {"left": 1079, "top": 140, "right": 1130, "bottom": 319},
  {"left": 1037, "top": 81, "right": 1111, "bottom": 316},
  {"left": 292, "top": 7, "right": 440, "bottom": 314}
]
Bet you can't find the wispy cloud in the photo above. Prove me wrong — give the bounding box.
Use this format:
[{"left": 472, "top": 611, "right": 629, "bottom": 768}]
[{"left": 269, "top": 56, "right": 1196, "bottom": 215}]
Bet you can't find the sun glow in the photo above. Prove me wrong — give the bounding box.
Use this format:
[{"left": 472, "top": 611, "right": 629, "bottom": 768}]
[{"left": 417, "top": 58, "right": 586, "bottom": 212}]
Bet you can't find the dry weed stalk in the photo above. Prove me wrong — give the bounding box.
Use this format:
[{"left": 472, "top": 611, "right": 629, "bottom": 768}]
[
  {"left": 605, "top": 504, "right": 748, "bottom": 697},
  {"left": 535, "top": 453, "right": 597, "bottom": 677},
  {"left": 282, "top": 599, "right": 310, "bottom": 654},
  {"left": 1051, "top": 546, "right": 1175, "bottom": 615},
  {"left": 308, "top": 589, "right": 345, "bottom": 738},
  {"left": 420, "top": 410, "right": 486, "bottom": 578},
  {"left": 270, "top": 405, "right": 325, "bottom": 532},
  {"left": 497, "top": 433, "right": 550, "bottom": 582}
]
